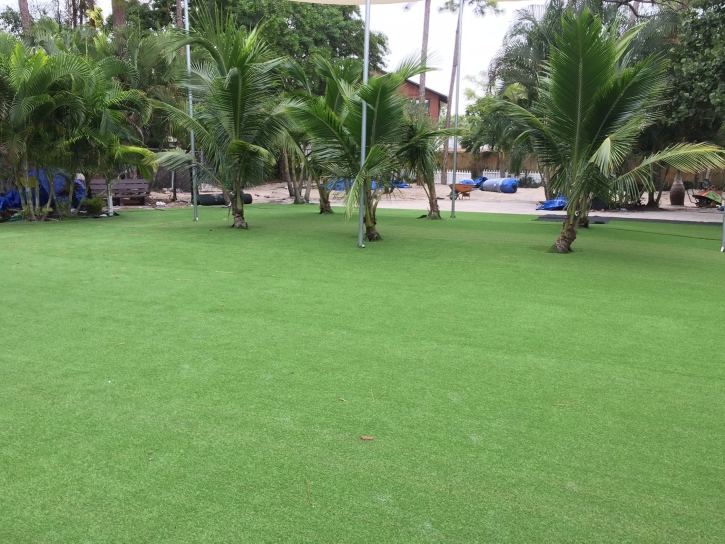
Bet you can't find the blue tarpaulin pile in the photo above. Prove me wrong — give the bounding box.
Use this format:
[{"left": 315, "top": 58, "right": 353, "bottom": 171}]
[
  {"left": 474, "top": 177, "right": 488, "bottom": 188},
  {"left": 0, "top": 190, "right": 22, "bottom": 212},
  {"left": 536, "top": 195, "right": 568, "bottom": 211},
  {"left": 0, "top": 169, "right": 85, "bottom": 213},
  {"left": 480, "top": 178, "right": 518, "bottom": 193}
]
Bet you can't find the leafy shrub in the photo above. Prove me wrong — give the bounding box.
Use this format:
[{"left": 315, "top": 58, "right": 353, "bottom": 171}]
[
  {"left": 84, "top": 195, "right": 104, "bottom": 216},
  {"left": 517, "top": 175, "right": 541, "bottom": 188}
]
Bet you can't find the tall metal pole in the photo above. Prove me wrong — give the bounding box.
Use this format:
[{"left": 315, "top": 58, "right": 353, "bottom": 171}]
[
  {"left": 450, "top": 2, "right": 464, "bottom": 219},
  {"left": 720, "top": 204, "right": 725, "bottom": 252},
  {"left": 358, "top": 0, "right": 371, "bottom": 248},
  {"left": 184, "top": 0, "right": 198, "bottom": 221}
]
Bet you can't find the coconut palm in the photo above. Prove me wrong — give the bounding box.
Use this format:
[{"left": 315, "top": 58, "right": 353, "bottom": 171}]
[
  {"left": 397, "top": 111, "right": 450, "bottom": 218},
  {"left": 502, "top": 10, "right": 725, "bottom": 253},
  {"left": 153, "top": 9, "right": 286, "bottom": 228},
  {"left": 287, "top": 56, "right": 432, "bottom": 240}
]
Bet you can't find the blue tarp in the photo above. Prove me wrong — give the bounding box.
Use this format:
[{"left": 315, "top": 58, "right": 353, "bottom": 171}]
[
  {"left": 474, "top": 176, "right": 488, "bottom": 188},
  {"left": 0, "top": 189, "right": 22, "bottom": 212},
  {"left": 536, "top": 195, "right": 568, "bottom": 211},
  {"left": 327, "top": 179, "right": 408, "bottom": 191},
  {"left": 459, "top": 179, "right": 475, "bottom": 185},
  {"left": 481, "top": 178, "right": 518, "bottom": 193},
  {"left": 327, "top": 178, "right": 351, "bottom": 192}
]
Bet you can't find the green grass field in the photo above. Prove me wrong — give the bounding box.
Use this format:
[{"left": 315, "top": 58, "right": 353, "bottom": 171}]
[{"left": 1, "top": 205, "right": 723, "bottom": 543}]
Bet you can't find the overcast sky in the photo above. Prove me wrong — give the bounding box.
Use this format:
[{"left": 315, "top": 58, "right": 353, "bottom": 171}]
[{"left": 12, "top": 0, "right": 546, "bottom": 101}]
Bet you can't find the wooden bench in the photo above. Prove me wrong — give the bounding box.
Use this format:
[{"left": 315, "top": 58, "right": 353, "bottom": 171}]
[{"left": 90, "top": 179, "right": 150, "bottom": 205}]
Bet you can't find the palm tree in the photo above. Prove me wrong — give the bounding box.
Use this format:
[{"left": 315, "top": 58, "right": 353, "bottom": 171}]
[
  {"left": 502, "top": 10, "right": 725, "bottom": 253},
  {"left": 287, "top": 57, "right": 432, "bottom": 240},
  {"left": 398, "top": 111, "right": 450, "bottom": 218},
  {"left": 74, "top": 57, "right": 154, "bottom": 215},
  {"left": 418, "top": 0, "right": 432, "bottom": 108},
  {"left": 0, "top": 43, "right": 88, "bottom": 220},
  {"left": 112, "top": 0, "right": 126, "bottom": 28},
  {"left": 153, "top": 10, "right": 286, "bottom": 229},
  {"left": 18, "top": 0, "right": 31, "bottom": 34}
]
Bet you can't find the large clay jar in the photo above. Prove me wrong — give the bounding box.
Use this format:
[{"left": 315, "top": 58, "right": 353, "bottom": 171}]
[{"left": 669, "top": 170, "right": 685, "bottom": 206}]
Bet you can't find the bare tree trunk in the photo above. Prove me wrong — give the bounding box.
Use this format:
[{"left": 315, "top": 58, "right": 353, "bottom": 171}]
[
  {"left": 440, "top": 13, "right": 461, "bottom": 185},
  {"left": 19, "top": 0, "right": 31, "bottom": 33},
  {"left": 418, "top": 0, "right": 432, "bottom": 109},
  {"left": 112, "top": 0, "right": 125, "bottom": 28},
  {"left": 498, "top": 152, "right": 506, "bottom": 177},
  {"left": 176, "top": 0, "right": 183, "bottom": 28}
]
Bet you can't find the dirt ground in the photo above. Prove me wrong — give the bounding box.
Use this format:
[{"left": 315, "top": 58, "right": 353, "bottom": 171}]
[{"left": 143, "top": 180, "right": 708, "bottom": 215}]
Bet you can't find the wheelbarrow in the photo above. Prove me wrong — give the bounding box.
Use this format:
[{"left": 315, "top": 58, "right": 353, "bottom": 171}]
[{"left": 451, "top": 183, "right": 475, "bottom": 200}]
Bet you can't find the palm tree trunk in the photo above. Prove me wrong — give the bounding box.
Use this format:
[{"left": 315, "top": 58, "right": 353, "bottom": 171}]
[
  {"left": 555, "top": 212, "right": 577, "bottom": 253},
  {"left": 280, "top": 151, "right": 294, "bottom": 197},
  {"left": 418, "top": 0, "right": 432, "bottom": 109},
  {"left": 421, "top": 173, "right": 440, "bottom": 218},
  {"left": 440, "top": 12, "right": 461, "bottom": 185},
  {"left": 105, "top": 175, "right": 115, "bottom": 216},
  {"left": 288, "top": 153, "right": 304, "bottom": 204},
  {"left": 86, "top": 0, "right": 96, "bottom": 26},
  {"left": 19, "top": 0, "right": 31, "bottom": 33},
  {"left": 364, "top": 184, "right": 381, "bottom": 241},
  {"left": 499, "top": 152, "right": 506, "bottom": 177},
  {"left": 112, "top": 0, "right": 125, "bottom": 28},
  {"left": 176, "top": 0, "right": 183, "bottom": 28},
  {"left": 231, "top": 176, "right": 247, "bottom": 228},
  {"left": 316, "top": 179, "right": 332, "bottom": 214},
  {"left": 304, "top": 174, "right": 312, "bottom": 203},
  {"left": 577, "top": 196, "right": 589, "bottom": 228},
  {"left": 24, "top": 186, "right": 36, "bottom": 221}
]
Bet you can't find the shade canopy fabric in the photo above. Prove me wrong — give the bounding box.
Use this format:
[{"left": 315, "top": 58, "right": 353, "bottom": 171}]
[{"left": 288, "top": 0, "right": 419, "bottom": 4}]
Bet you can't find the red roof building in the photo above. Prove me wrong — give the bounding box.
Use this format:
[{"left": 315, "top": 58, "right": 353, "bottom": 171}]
[{"left": 401, "top": 79, "right": 448, "bottom": 119}]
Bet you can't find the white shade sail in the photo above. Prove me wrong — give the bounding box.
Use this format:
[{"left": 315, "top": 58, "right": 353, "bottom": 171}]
[{"left": 288, "top": 0, "right": 419, "bottom": 4}]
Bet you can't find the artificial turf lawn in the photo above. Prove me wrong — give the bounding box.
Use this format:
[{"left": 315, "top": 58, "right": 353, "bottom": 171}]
[{"left": 1, "top": 205, "right": 723, "bottom": 543}]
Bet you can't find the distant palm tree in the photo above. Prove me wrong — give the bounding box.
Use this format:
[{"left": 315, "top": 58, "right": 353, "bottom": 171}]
[
  {"left": 287, "top": 57, "right": 434, "bottom": 240},
  {"left": 112, "top": 0, "right": 126, "bottom": 28},
  {"left": 18, "top": 0, "right": 31, "bottom": 34},
  {"left": 503, "top": 10, "right": 725, "bottom": 252},
  {"left": 418, "top": 0, "right": 432, "bottom": 108}
]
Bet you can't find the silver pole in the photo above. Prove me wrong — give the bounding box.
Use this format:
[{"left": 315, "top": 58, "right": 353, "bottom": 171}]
[
  {"left": 720, "top": 202, "right": 725, "bottom": 252},
  {"left": 450, "top": 2, "right": 463, "bottom": 219},
  {"left": 358, "top": 0, "right": 371, "bottom": 248},
  {"left": 184, "top": 0, "right": 198, "bottom": 221}
]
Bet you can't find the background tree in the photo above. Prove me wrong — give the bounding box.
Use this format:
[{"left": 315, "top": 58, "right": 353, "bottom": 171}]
[
  {"left": 667, "top": 0, "right": 725, "bottom": 143},
  {"left": 228, "top": 0, "right": 388, "bottom": 86}
]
